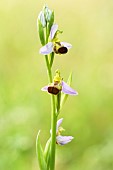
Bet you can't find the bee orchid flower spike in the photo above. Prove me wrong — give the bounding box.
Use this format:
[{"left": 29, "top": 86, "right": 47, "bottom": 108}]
[{"left": 36, "top": 4, "right": 78, "bottom": 170}]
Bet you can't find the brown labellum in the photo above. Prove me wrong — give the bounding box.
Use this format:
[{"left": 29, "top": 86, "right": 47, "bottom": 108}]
[
  {"left": 48, "top": 86, "right": 60, "bottom": 95},
  {"left": 58, "top": 46, "right": 68, "bottom": 54}
]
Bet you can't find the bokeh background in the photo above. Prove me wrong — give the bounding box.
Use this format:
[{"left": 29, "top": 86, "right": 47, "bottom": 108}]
[{"left": 0, "top": 0, "right": 113, "bottom": 169}]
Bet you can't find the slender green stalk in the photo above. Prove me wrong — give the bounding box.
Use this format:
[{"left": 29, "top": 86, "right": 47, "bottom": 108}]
[
  {"left": 44, "top": 54, "right": 57, "bottom": 170},
  {"left": 56, "top": 92, "right": 61, "bottom": 117},
  {"left": 50, "top": 95, "right": 57, "bottom": 170},
  {"left": 44, "top": 22, "right": 57, "bottom": 170},
  {"left": 50, "top": 52, "right": 54, "bottom": 68},
  {"left": 45, "top": 55, "right": 52, "bottom": 82}
]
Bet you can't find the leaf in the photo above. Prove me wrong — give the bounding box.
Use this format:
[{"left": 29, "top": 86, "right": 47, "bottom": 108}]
[
  {"left": 60, "top": 72, "right": 72, "bottom": 108},
  {"left": 38, "top": 20, "right": 45, "bottom": 46},
  {"left": 36, "top": 130, "right": 47, "bottom": 170},
  {"left": 44, "top": 138, "right": 51, "bottom": 169}
]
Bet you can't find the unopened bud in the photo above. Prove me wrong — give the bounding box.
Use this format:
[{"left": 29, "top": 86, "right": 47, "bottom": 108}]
[
  {"left": 38, "top": 11, "right": 46, "bottom": 28},
  {"left": 43, "top": 5, "right": 52, "bottom": 22}
]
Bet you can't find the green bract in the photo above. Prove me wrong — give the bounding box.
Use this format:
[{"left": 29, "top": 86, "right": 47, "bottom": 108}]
[
  {"left": 38, "top": 20, "right": 45, "bottom": 46},
  {"left": 60, "top": 72, "right": 72, "bottom": 108},
  {"left": 36, "top": 131, "right": 52, "bottom": 170},
  {"left": 44, "top": 138, "right": 51, "bottom": 169},
  {"left": 47, "top": 11, "right": 54, "bottom": 40},
  {"left": 36, "top": 131, "right": 47, "bottom": 170}
]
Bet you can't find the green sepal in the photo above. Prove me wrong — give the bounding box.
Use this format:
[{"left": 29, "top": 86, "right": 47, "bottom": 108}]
[
  {"left": 44, "top": 138, "right": 51, "bottom": 169},
  {"left": 36, "top": 130, "right": 47, "bottom": 170},
  {"left": 47, "top": 11, "right": 54, "bottom": 40},
  {"left": 60, "top": 72, "right": 72, "bottom": 108},
  {"left": 38, "top": 20, "right": 45, "bottom": 46}
]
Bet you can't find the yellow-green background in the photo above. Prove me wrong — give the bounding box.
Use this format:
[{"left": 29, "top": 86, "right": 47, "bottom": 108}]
[{"left": 0, "top": 0, "right": 113, "bottom": 169}]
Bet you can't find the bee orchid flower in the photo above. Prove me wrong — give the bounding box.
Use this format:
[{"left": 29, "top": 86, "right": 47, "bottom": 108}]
[
  {"left": 41, "top": 70, "right": 78, "bottom": 95},
  {"left": 39, "top": 24, "right": 72, "bottom": 55},
  {"left": 56, "top": 118, "right": 74, "bottom": 145}
]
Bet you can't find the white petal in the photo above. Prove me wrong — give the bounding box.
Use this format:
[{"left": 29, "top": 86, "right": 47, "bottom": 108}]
[
  {"left": 62, "top": 81, "right": 78, "bottom": 95},
  {"left": 60, "top": 42, "right": 72, "bottom": 49},
  {"left": 56, "top": 118, "right": 63, "bottom": 133},
  {"left": 50, "top": 24, "right": 58, "bottom": 40},
  {"left": 41, "top": 85, "right": 48, "bottom": 91},
  {"left": 39, "top": 42, "right": 53, "bottom": 55},
  {"left": 56, "top": 135, "right": 74, "bottom": 145}
]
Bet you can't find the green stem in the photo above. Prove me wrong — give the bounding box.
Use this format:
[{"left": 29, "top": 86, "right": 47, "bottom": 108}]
[
  {"left": 50, "top": 95, "right": 57, "bottom": 170},
  {"left": 44, "top": 24, "right": 56, "bottom": 170},
  {"left": 50, "top": 52, "right": 54, "bottom": 68},
  {"left": 45, "top": 55, "right": 52, "bottom": 82},
  {"left": 44, "top": 54, "right": 56, "bottom": 170},
  {"left": 56, "top": 92, "right": 61, "bottom": 117}
]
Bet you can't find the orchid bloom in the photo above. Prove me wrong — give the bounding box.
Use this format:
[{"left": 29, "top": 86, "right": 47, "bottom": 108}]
[
  {"left": 39, "top": 24, "right": 72, "bottom": 55},
  {"left": 56, "top": 118, "right": 74, "bottom": 145},
  {"left": 41, "top": 70, "right": 78, "bottom": 95}
]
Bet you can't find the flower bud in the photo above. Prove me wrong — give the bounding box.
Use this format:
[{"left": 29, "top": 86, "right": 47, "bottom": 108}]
[
  {"left": 38, "top": 11, "right": 46, "bottom": 28},
  {"left": 43, "top": 5, "right": 52, "bottom": 22}
]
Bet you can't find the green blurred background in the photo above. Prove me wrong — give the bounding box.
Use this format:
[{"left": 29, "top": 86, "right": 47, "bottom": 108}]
[{"left": 0, "top": 0, "right": 113, "bottom": 169}]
